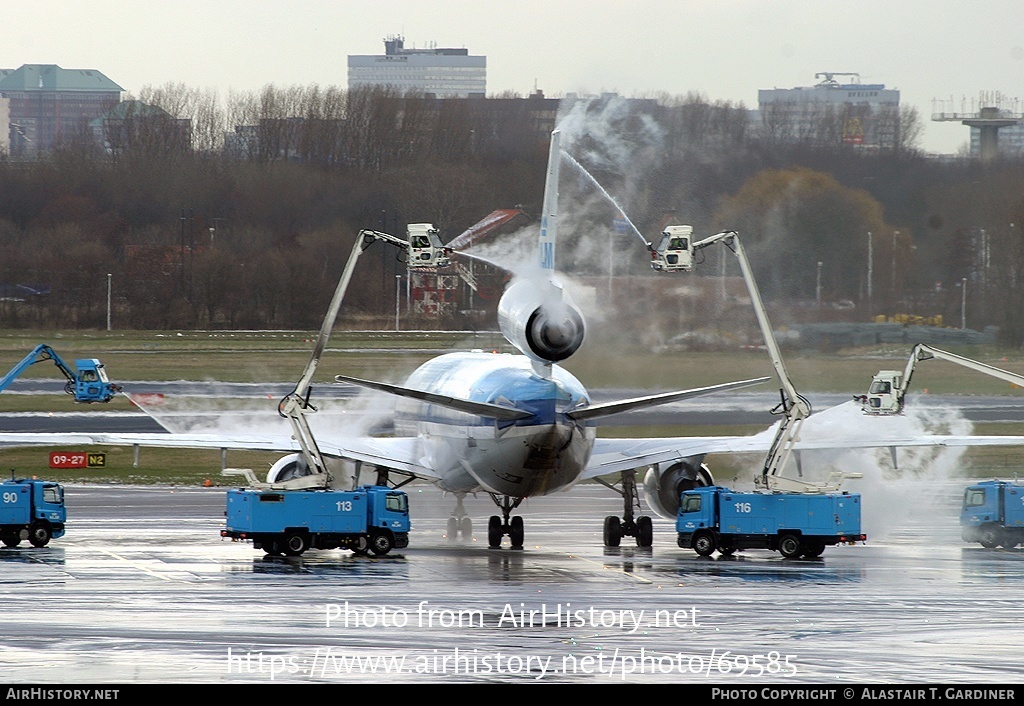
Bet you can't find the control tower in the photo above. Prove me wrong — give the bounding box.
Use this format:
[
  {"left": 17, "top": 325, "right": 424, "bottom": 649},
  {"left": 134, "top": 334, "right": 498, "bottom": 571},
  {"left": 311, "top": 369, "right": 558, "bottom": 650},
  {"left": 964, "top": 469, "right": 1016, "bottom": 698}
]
[{"left": 932, "top": 92, "right": 1023, "bottom": 161}]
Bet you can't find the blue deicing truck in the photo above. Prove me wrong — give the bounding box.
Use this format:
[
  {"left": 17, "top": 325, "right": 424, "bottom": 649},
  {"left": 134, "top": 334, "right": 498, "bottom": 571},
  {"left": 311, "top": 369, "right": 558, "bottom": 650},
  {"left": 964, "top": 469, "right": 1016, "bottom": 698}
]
[
  {"left": 961, "top": 480, "right": 1024, "bottom": 548},
  {"left": 0, "top": 477, "right": 67, "bottom": 548},
  {"left": 0, "top": 344, "right": 121, "bottom": 403},
  {"left": 676, "top": 486, "right": 865, "bottom": 558},
  {"left": 222, "top": 485, "right": 410, "bottom": 557}
]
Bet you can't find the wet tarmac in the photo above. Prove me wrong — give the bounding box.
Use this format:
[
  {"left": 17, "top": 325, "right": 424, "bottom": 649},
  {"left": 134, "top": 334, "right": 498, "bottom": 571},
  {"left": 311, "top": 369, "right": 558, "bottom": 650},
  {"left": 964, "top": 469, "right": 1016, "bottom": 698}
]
[{"left": 3, "top": 481, "right": 1023, "bottom": 684}]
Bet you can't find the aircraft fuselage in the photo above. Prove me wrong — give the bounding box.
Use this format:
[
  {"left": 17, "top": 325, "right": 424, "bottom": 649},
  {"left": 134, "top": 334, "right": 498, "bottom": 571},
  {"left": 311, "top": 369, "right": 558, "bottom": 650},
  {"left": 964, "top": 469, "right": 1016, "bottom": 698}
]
[{"left": 394, "top": 351, "right": 594, "bottom": 497}]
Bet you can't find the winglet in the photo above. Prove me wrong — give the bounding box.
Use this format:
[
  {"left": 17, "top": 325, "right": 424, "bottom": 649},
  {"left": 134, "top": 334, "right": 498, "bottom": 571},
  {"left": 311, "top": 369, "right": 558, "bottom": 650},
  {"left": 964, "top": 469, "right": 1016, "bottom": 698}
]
[{"left": 538, "top": 129, "right": 561, "bottom": 272}]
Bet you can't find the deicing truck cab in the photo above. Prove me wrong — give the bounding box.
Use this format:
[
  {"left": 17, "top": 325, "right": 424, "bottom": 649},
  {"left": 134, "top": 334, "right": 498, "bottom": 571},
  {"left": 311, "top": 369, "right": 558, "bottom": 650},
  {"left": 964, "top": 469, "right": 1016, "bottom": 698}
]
[
  {"left": 677, "top": 486, "right": 865, "bottom": 558},
  {"left": 0, "top": 477, "right": 67, "bottom": 548},
  {"left": 961, "top": 480, "right": 1024, "bottom": 548}
]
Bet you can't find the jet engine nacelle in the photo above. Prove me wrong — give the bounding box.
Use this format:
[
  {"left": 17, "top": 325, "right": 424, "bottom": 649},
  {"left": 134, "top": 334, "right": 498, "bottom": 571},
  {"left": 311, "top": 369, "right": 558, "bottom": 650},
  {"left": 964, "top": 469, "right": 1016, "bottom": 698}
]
[
  {"left": 497, "top": 278, "right": 585, "bottom": 364},
  {"left": 266, "top": 453, "right": 312, "bottom": 484},
  {"left": 642, "top": 459, "right": 714, "bottom": 519}
]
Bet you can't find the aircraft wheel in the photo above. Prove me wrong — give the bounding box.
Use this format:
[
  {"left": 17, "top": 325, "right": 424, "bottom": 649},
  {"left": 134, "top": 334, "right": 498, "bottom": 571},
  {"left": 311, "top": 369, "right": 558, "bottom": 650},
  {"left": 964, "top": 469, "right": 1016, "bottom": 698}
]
[
  {"left": 488, "top": 516, "right": 502, "bottom": 548},
  {"left": 28, "top": 523, "right": 51, "bottom": 548},
  {"left": 603, "top": 516, "right": 621, "bottom": 547},
  {"left": 693, "top": 530, "right": 716, "bottom": 557},
  {"left": 636, "top": 516, "right": 653, "bottom": 548},
  {"left": 778, "top": 534, "right": 803, "bottom": 559},
  {"left": 509, "top": 516, "right": 524, "bottom": 549},
  {"left": 370, "top": 531, "right": 394, "bottom": 556},
  {"left": 460, "top": 516, "right": 472, "bottom": 540},
  {"left": 446, "top": 517, "right": 458, "bottom": 541},
  {"left": 283, "top": 532, "right": 309, "bottom": 556}
]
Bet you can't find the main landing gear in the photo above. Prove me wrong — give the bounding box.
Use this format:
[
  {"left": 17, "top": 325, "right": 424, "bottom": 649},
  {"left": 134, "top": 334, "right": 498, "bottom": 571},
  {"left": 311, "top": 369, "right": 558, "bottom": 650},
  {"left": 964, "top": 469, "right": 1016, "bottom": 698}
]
[
  {"left": 446, "top": 493, "right": 473, "bottom": 541},
  {"left": 487, "top": 495, "right": 524, "bottom": 549},
  {"left": 597, "top": 469, "right": 654, "bottom": 548}
]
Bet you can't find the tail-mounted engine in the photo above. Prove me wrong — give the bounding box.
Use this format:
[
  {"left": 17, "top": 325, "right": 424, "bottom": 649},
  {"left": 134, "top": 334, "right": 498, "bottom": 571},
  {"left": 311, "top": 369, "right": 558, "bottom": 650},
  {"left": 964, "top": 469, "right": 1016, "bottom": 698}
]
[
  {"left": 642, "top": 459, "right": 714, "bottom": 519},
  {"left": 497, "top": 278, "right": 585, "bottom": 364}
]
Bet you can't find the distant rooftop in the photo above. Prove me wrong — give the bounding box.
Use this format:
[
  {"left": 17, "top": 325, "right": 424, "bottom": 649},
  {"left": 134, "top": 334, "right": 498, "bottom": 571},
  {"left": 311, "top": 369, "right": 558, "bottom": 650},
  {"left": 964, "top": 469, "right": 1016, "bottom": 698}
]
[
  {"left": 0, "top": 64, "right": 122, "bottom": 92},
  {"left": 383, "top": 35, "right": 469, "bottom": 57}
]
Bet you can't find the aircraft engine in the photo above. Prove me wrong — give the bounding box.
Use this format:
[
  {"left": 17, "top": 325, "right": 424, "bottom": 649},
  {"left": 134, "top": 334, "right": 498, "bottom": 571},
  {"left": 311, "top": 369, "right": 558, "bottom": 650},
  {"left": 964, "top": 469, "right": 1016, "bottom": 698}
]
[
  {"left": 642, "top": 459, "right": 714, "bottom": 519},
  {"left": 497, "top": 279, "right": 585, "bottom": 364},
  {"left": 265, "top": 453, "right": 312, "bottom": 483}
]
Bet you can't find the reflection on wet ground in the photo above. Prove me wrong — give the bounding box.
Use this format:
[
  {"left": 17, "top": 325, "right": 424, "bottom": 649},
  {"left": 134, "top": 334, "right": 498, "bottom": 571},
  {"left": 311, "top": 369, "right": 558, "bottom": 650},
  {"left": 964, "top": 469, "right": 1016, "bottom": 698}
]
[{"left": 2, "top": 482, "right": 1023, "bottom": 683}]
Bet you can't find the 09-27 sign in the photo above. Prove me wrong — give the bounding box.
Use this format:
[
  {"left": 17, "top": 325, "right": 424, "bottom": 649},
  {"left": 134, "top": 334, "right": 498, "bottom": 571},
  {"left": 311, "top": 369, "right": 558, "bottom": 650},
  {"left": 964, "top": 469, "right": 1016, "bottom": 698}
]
[{"left": 49, "top": 452, "right": 106, "bottom": 469}]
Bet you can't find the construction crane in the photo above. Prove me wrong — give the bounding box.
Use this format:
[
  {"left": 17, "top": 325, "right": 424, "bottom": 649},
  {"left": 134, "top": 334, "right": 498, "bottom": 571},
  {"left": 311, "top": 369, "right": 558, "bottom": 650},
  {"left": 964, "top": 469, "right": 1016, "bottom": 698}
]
[{"left": 857, "top": 344, "right": 1024, "bottom": 415}]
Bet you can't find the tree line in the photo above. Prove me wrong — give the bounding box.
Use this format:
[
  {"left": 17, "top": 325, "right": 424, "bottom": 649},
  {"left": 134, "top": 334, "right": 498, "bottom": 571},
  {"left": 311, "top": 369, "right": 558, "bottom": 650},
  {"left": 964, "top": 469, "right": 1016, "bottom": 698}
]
[{"left": 1, "top": 85, "right": 1022, "bottom": 344}]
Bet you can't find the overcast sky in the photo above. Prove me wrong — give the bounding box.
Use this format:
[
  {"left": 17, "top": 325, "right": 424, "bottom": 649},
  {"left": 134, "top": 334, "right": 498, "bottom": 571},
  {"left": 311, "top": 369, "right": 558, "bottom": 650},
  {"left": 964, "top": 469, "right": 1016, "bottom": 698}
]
[{"left": 4, "top": 0, "right": 1023, "bottom": 154}]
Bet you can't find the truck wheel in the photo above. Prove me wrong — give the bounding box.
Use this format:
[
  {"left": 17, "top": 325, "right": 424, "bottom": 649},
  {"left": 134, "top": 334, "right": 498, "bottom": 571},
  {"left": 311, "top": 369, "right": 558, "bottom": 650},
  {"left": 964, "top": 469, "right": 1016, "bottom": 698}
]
[
  {"left": 997, "top": 530, "right": 1018, "bottom": 549},
  {"left": 636, "top": 516, "right": 653, "bottom": 548},
  {"left": 28, "top": 523, "right": 51, "bottom": 548},
  {"left": 718, "top": 546, "right": 737, "bottom": 556},
  {"left": 264, "top": 540, "right": 283, "bottom": 556},
  {"left": 693, "top": 531, "right": 716, "bottom": 557},
  {"left": 603, "top": 516, "right": 621, "bottom": 547},
  {"left": 370, "top": 531, "right": 393, "bottom": 556},
  {"left": 283, "top": 532, "right": 309, "bottom": 556},
  {"left": 802, "top": 540, "right": 825, "bottom": 558},
  {"left": 979, "top": 526, "right": 1000, "bottom": 549},
  {"left": 1, "top": 534, "right": 19, "bottom": 548},
  {"left": 352, "top": 536, "right": 369, "bottom": 556},
  {"left": 778, "top": 534, "right": 803, "bottom": 558}
]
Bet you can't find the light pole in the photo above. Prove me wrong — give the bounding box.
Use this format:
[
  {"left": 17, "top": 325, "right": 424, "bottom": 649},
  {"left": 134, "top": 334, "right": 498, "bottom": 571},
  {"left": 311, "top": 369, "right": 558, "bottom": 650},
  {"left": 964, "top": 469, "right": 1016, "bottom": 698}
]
[
  {"left": 816, "top": 261, "right": 823, "bottom": 307},
  {"left": 106, "top": 273, "right": 112, "bottom": 331},
  {"left": 961, "top": 277, "right": 967, "bottom": 330},
  {"left": 866, "top": 231, "right": 873, "bottom": 310},
  {"left": 395, "top": 275, "right": 402, "bottom": 331},
  {"left": 891, "top": 229, "right": 899, "bottom": 301}
]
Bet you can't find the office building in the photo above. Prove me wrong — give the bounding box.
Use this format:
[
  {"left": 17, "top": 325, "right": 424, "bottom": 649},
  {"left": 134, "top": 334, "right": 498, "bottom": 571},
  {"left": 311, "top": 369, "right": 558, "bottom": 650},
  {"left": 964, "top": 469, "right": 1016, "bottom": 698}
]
[
  {"left": 348, "top": 35, "right": 485, "bottom": 97},
  {"left": 758, "top": 73, "right": 900, "bottom": 149},
  {"left": 0, "top": 64, "right": 122, "bottom": 157}
]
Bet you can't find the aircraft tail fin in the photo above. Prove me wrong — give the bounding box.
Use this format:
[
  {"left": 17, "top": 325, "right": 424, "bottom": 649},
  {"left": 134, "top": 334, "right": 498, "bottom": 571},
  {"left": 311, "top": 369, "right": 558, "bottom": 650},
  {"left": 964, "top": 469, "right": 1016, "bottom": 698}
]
[{"left": 538, "top": 129, "right": 561, "bottom": 273}]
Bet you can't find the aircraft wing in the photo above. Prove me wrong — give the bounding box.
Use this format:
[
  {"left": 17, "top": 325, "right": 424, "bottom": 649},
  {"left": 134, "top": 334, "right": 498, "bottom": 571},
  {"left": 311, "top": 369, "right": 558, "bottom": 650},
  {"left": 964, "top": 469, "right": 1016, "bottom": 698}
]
[
  {"left": 0, "top": 431, "right": 443, "bottom": 481},
  {"left": 582, "top": 432, "right": 1024, "bottom": 480}
]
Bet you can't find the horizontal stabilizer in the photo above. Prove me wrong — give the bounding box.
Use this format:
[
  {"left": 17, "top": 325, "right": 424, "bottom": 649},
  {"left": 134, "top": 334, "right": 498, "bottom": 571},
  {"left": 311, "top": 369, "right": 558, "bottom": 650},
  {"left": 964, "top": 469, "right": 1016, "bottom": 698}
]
[
  {"left": 566, "top": 377, "right": 770, "bottom": 422},
  {"left": 334, "top": 374, "right": 533, "bottom": 422}
]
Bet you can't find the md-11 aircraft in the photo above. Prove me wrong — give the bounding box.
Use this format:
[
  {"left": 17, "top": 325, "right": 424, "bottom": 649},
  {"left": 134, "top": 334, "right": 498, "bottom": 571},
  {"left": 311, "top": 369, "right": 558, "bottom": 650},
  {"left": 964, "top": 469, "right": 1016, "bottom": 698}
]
[{"left": 3, "top": 130, "right": 1022, "bottom": 551}]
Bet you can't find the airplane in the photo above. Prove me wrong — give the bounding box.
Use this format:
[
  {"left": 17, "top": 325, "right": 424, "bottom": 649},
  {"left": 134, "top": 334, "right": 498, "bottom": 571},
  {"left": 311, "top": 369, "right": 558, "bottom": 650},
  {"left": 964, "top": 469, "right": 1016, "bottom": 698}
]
[{"left": 4, "top": 129, "right": 1024, "bottom": 552}]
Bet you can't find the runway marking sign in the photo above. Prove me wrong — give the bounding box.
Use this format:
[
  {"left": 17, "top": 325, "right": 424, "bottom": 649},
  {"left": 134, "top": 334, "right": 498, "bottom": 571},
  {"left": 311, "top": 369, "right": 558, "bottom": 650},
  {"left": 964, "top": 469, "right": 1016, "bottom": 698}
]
[{"left": 49, "top": 452, "right": 106, "bottom": 469}]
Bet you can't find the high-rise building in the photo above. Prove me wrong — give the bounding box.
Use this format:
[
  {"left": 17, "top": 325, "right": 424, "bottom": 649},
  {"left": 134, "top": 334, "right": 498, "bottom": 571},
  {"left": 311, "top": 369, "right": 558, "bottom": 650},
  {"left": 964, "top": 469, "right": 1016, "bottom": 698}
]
[
  {"left": 348, "top": 35, "right": 486, "bottom": 97},
  {"left": 0, "top": 64, "right": 122, "bottom": 157},
  {"left": 758, "top": 73, "right": 900, "bottom": 149}
]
